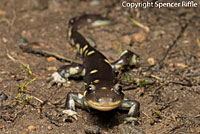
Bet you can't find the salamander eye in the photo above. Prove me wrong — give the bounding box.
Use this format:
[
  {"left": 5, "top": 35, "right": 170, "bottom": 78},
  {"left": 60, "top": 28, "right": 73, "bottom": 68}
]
[
  {"left": 114, "top": 84, "right": 123, "bottom": 94},
  {"left": 86, "top": 85, "right": 95, "bottom": 93},
  {"left": 116, "top": 85, "right": 123, "bottom": 93},
  {"left": 69, "top": 18, "right": 75, "bottom": 24}
]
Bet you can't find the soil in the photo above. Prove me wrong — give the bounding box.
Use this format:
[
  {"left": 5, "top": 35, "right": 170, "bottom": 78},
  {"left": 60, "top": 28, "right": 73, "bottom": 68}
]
[{"left": 0, "top": 0, "right": 200, "bottom": 134}]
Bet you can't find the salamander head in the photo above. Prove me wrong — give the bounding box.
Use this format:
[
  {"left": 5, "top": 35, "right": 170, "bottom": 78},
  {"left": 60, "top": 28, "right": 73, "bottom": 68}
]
[{"left": 84, "top": 82, "right": 124, "bottom": 111}]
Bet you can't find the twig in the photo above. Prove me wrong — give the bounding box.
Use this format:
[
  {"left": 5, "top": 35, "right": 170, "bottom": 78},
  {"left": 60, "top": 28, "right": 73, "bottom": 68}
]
[
  {"left": 197, "top": 38, "right": 200, "bottom": 48},
  {"left": 142, "top": 111, "right": 155, "bottom": 123},
  {"left": 7, "top": 53, "right": 17, "bottom": 63},
  {"left": 19, "top": 45, "right": 81, "bottom": 64},
  {"left": 158, "top": 98, "right": 179, "bottom": 111},
  {"left": 11, "top": 10, "right": 16, "bottom": 26},
  {"left": 159, "top": 22, "right": 188, "bottom": 69},
  {"left": 130, "top": 18, "right": 150, "bottom": 32}
]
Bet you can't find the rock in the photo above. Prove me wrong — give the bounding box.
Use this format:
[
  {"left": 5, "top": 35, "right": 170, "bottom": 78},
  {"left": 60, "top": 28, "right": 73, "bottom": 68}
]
[
  {"left": 85, "top": 125, "right": 100, "bottom": 134},
  {"left": 132, "top": 32, "right": 147, "bottom": 43},
  {"left": 47, "top": 57, "right": 57, "bottom": 62},
  {"left": 90, "top": 0, "right": 100, "bottom": 6},
  {"left": 0, "top": 125, "right": 3, "bottom": 129},
  {"left": 122, "top": 35, "right": 132, "bottom": 45},
  {"left": 17, "top": 37, "right": 29, "bottom": 44},
  {"left": 21, "top": 30, "right": 32, "bottom": 40},
  {"left": 0, "top": 92, "right": 8, "bottom": 101},
  {"left": 47, "top": 125, "right": 53, "bottom": 130},
  {"left": 147, "top": 57, "right": 155, "bottom": 65},
  {"left": 0, "top": 10, "right": 6, "bottom": 15},
  {"left": 2, "top": 37, "right": 8, "bottom": 43},
  {"left": 119, "top": 123, "right": 145, "bottom": 134},
  {"left": 28, "top": 125, "right": 36, "bottom": 131},
  {"left": 47, "top": 66, "right": 57, "bottom": 71}
]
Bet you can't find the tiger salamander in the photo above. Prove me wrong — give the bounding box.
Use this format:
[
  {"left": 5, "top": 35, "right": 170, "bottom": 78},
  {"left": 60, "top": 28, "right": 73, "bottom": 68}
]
[{"left": 51, "top": 14, "right": 140, "bottom": 121}]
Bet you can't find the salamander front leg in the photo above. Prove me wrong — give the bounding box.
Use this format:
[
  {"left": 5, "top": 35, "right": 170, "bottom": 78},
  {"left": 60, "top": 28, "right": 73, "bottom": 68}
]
[
  {"left": 119, "top": 100, "right": 140, "bottom": 123},
  {"left": 63, "top": 92, "right": 86, "bottom": 120},
  {"left": 48, "top": 63, "right": 85, "bottom": 85},
  {"left": 112, "top": 50, "right": 139, "bottom": 71}
]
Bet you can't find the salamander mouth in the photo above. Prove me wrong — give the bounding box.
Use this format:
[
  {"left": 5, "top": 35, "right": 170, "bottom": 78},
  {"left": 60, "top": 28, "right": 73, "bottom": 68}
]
[{"left": 86, "top": 100, "right": 122, "bottom": 111}]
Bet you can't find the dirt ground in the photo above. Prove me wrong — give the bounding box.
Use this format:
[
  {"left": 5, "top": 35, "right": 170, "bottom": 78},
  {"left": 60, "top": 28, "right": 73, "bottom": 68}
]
[{"left": 0, "top": 0, "right": 200, "bottom": 134}]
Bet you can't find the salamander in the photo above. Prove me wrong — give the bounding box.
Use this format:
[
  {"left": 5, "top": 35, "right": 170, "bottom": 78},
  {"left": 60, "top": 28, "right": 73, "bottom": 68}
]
[{"left": 51, "top": 14, "right": 140, "bottom": 122}]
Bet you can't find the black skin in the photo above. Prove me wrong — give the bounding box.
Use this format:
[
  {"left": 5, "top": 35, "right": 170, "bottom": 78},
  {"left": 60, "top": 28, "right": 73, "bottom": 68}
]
[{"left": 51, "top": 14, "right": 140, "bottom": 121}]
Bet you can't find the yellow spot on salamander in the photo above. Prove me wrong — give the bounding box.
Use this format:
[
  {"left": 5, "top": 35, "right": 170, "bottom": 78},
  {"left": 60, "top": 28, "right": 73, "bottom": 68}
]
[
  {"left": 94, "top": 80, "right": 100, "bottom": 83},
  {"left": 71, "top": 38, "right": 75, "bottom": 45},
  {"left": 80, "top": 48, "right": 83, "bottom": 55},
  {"left": 120, "top": 50, "right": 128, "bottom": 56},
  {"left": 114, "top": 64, "right": 122, "bottom": 70},
  {"left": 90, "top": 70, "right": 98, "bottom": 74},
  {"left": 84, "top": 49, "right": 89, "bottom": 56},
  {"left": 83, "top": 45, "right": 88, "bottom": 52},
  {"left": 104, "top": 59, "right": 111, "bottom": 65},
  {"left": 87, "top": 50, "right": 95, "bottom": 56},
  {"left": 68, "top": 26, "right": 72, "bottom": 38},
  {"left": 76, "top": 43, "right": 80, "bottom": 51}
]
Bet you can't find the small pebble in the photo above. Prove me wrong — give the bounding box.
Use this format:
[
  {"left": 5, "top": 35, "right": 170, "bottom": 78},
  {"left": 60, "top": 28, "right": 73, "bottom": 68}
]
[
  {"left": 147, "top": 57, "right": 155, "bottom": 65},
  {"left": 47, "top": 125, "right": 53, "bottom": 130},
  {"left": 85, "top": 125, "right": 100, "bottom": 134},
  {"left": 0, "top": 125, "right": 3, "bottom": 129},
  {"left": 2, "top": 37, "right": 7, "bottom": 43},
  {"left": 47, "top": 66, "right": 57, "bottom": 71},
  {"left": 47, "top": 57, "right": 57, "bottom": 62},
  {"left": 132, "top": 32, "right": 147, "bottom": 43},
  {"left": 17, "top": 37, "right": 29, "bottom": 43},
  {"left": 90, "top": 0, "right": 100, "bottom": 6},
  {"left": 21, "top": 30, "right": 32, "bottom": 39},
  {"left": 0, "top": 10, "right": 6, "bottom": 15},
  {"left": 119, "top": 123, "right": 145, "bottom": 134},
  {"left": 1, "top": 71, "right": 8, "bottom": 75},
  {"left": 0, "top": 92, "right": 8, "bottom": 101},
  {"left": 122, "top": 35, "right": 132, "bottom": 45},
  {"left": 10, "top": 75, "right": 17, "bottom": 78},
  {"left": 169, "top": 63, "right": 174, "bottom": 67},
  {"left": 169, "top": 67, "right": 175, "bottom": 72},
  {"left": 28, "top": 125, "right": 36, "bottom": 131}
]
